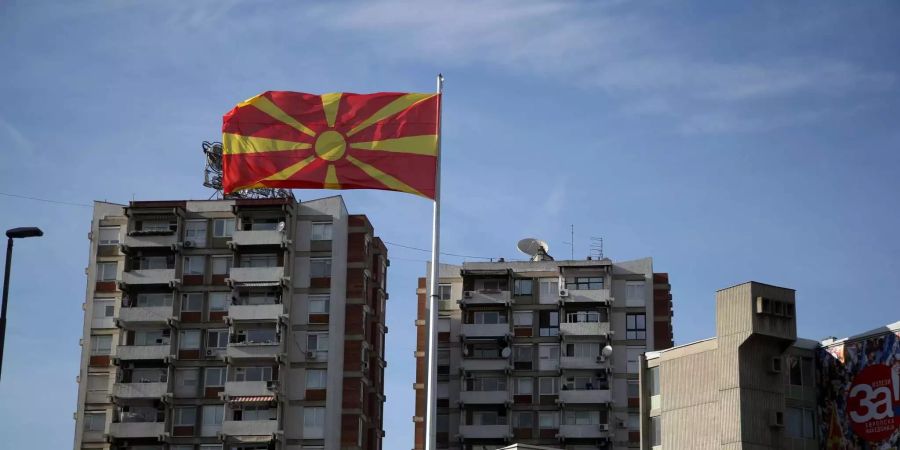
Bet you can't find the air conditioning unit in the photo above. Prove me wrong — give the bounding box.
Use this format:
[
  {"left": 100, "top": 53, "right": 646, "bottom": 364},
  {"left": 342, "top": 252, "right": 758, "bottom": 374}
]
[
  {"left": 463, "top": 291, "right": 474, "bottom": 299},
  {"left": 598, "top": 423, "right": 610, "bottom": 431},
  {"left": 770, "top": 357, "right": 783, "bottom": 373},
  {"left": 559, "top": 289, "right": 570, "bottom": 297},
  {"left": 770, "top": 410, "right": 784, "bottom": 427},
  {"left": 183, "top": 240, "right": 195, "bottom": 248}
]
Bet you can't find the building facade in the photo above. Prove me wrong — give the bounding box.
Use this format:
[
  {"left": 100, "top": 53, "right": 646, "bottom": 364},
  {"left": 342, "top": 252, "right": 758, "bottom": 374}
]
[
  {"left": 73, "top": 196, "right": 388, "bottom": 450},
  {"left": 413, "top": 257, "right": 673, "bottom": 450},
  {"left": 639, "top": 281, "right": 900, "bottom": 450}
]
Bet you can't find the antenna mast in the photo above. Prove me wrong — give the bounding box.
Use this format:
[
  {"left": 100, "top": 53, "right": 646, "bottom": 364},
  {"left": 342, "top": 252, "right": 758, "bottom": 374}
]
[
  {"left": 590, "top": 236, "right": 604, "bottom": 259},
  {"left": 202, "top": 141, "right": 295, "bottom": 200}
]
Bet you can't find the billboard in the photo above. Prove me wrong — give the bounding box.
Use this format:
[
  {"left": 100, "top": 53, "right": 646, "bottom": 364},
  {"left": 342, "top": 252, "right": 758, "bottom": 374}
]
[{"left": 817, "top": 329, "right": 900, "bottom": 449}]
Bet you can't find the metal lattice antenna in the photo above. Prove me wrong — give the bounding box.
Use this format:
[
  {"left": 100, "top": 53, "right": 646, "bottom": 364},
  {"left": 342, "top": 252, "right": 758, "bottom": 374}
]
[
  {"left": 202, "top": 141, "right": 295, "bottom": 200},
  {"left": 590, "top": 236, "right": 604, "bottom": 259}
]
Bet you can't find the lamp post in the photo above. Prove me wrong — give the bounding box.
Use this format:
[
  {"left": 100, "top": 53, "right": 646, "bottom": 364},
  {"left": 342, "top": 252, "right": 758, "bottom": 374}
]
[{"left": 1, "top": 226, "right": 43, "bottom": 380}]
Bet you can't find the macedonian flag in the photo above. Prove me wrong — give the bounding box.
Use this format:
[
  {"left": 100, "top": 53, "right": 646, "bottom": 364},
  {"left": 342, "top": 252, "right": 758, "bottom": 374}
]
[{"left": 222, "top": 91, "right": 440, "bottom": 199}]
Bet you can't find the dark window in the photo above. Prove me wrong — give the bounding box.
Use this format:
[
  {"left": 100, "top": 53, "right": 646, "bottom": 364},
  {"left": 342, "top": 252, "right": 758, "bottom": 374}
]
[
  {"left": 789, "top": 357, "right": 803, "bottom": 386},
  {"left": 626, "top": 313, "right": 646, "bottom": 340},
  {"left": 514, "top": 279, "right": 533, "bottom": 296},
  {"left": 438, "top": 284, "right": 452, "bottom": 300},
  {"left": 539, "top": 311, "right": 559, "bottom": 337},
  {"left": 565, "top": 276, "right": 604, "bottom": 290}
]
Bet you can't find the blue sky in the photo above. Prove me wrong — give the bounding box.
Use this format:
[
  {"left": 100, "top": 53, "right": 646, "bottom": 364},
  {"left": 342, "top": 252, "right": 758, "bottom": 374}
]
[{"left": 1, "top": 1, "right": 899, "bottom": 448}]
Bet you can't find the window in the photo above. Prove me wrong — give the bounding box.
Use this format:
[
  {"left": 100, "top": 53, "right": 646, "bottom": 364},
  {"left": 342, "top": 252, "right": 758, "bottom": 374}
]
[
  {"left": 235, "top": 328, "right": 277, "bottom": 344},
  {"left": 234, "top": 366, "right": 273, "bottom": 382},
  {"left": 308, "top": 333, "right": 329, "bottom": 358},
  {"left": 472, "top": 410, "right": 506, "bottom": 425},
  {"left": 93, "top": 299, "right": 114, "bottom": 319},
  {"left": 513, "top": 411, "right": 533, "bottom": 429},
  {"left": 539, "top": 310, "right": 559, "bottom": 336},
  {"left": 626, "top": 346, "right": 645, "bottom": 373},
  {"left": 213, "top": 218, "right": 235, "bottom": 238},
  {"left": 438, "top": 284, "right": 452, "bottom": 300},
  {"left": 208, "top": 293, "right": 229, "bottom": 312},
  {"left": 182, "top": 293, "right": 203, "bottom": 312},
  {"left": 134, "top": 292, "right": 172, "bottom": 307},
  {"left": 303, "top": 407, "right": 326, "bottom": 439},
  {"left": 466, "top": 376, "right": 506, "bottom": 392},
  {"left": 211, "top": 256, "right": 231, "bottom": 276},
  {"left": 514, "top": 279, "right": 533, "bottom": 295},
  {"left": 514, "top": 345, "right": 533, "bottom": 369},
  {"left": 472, "top": 310, "right": 507, "bottom": 324},
  {"left": 563, "top": 376, "right": 598, "bottom": 391},
  {"left": 437, "top": 349, "right": 450, "bottom": 375},
  {"left": 205, "top": 367, "right": 225, "bottom": 387},
  {"left": 96, "top": 262, "right": 117, "bottom": 281},
  {"left": 201, "top": 405, "right": 224, "bottom": 436},
  {"left": 87, "top": 374, "right": 107, "bottom": 393},
  {"left": 308, "top": 295, "right": 329, "bottom": 316},
  {"left": 538, "top": 344, "right": 559, "bottom": 369},
  {"left": 306, "top": 369, "right": 326, "bottom": 389},
  {"left": 207, "top": 329, "right": 228, "bottom": 349},
  {"left": 567, "top": 310, "right": 606, "bottom": 323},
  {"left": 786, "top": 407, "right": 815, "bottom": 439},
  {"left": 627, "top": 380, "right": 639, "bottom": 398},
  {"left": 564, "top": 342, "right": 600, "bottom": 359},
  {"left": 648, "top": 366, "right": 660, "bottom": 396},
  {"left": 515, "top": 377, "right": 533, "bottom": 395},
  {"left": 513, "top": 311, "right": 533, "bottom": 328},
  {"left": 98, "top": 227, "right": 120, "bottom": 245},
  {"left": 650, "top": 415, "right": 662, "bottom": 446},
  {"left": 789, "top": 356, "right": 803, "bottom": 386},
  {"left": 134, "top": 329, "right": 168, "bottom": 346},
  {"left": 176, "top": 368, "right": 199, "bottom": 390},
  {"left": 627, "top": 412, "right": 640, "bottom": 431},
  {"left": 180, "top": 330, "right": 201, "bottom": 350},
  {"left": 83, "top": 411, "right": 106, "bottom": 431},
  {"left": 241, "top": 253, "right": 277, "bottom": 268},
  {"left": 90, "top": 335, "right": 112, "bottom": 355},
  {"left": 174, "top": 407, "right": 197, "bottom": 426},
  {"left": 236, "top": 405, "right": 276, "bottom": 421},
  {"left": 539, "top": 278, "right": 559, "bottom": 303},
  {"left": 185, "top": 220, "right": 208, "bottom": 247},
  {"left": 538, "top": 411, "right": 559, "bottom": 429},
  {"left": 476, "top": 278, "right": 506, "bottom": 291},
  {"left": 310, "top": 258, "right": 331, "bottom": 277},
  {"left": 539, "top": 377, "right": 558, "bottom": 395},
  {"left": 139, "top": 219, "right": 176, "bottom": 233},
  {"left": 626, "top": 313, "right": 646, "bottom": 340},
  {"left": 626, "top": 281, "right": 645, "bottom": 304},
  {"left": 183, "top": 255, "right": 205, "bottom": 275},
  {"left": 437, "top": 413, "right": 450, "bottom": 433},
  {"left": 565, "top": 276, "right": 604, "bottom": 290},
  {"left": 139, "top": 256, "right": 169, "bottom": 270},
  {"left": 311, "top": 222, "right": 333, "bottom": 241},
  {"left": 564, "top": 410, "right": 601, "bottom": 425}
]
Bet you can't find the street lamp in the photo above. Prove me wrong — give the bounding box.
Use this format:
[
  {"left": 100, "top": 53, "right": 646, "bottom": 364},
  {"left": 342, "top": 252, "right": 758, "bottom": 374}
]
[{"left": 1, "top": 226, "right": 44, "bottom": 381}]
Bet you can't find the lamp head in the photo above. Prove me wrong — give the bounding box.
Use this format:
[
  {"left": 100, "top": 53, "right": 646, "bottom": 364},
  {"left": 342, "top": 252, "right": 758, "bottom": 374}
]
[{"left": 6, "top": 227, "right": 43, "bottom": 239}]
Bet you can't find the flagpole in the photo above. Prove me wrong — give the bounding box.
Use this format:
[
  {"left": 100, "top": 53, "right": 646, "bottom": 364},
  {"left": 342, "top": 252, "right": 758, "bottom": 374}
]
[{"left": 424, "top": 73, "right": 444, "bottom": 450}]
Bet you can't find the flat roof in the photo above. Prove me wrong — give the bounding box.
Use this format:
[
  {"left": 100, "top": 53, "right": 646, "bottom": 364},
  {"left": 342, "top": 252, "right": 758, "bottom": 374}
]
[{"left": 716, "top": 280, "right": 795, "bottom": 292}]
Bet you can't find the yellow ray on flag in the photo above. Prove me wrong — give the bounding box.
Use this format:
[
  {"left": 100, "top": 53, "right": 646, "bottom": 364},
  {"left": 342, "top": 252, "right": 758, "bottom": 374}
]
[
  {"left": 324, "top": 165, "right": 341, "bottom": 189},
  {"left": 350, "top": 135, "right": 438, "bottom": 156},
  {"left": 240, "top": 94, "right": 317, "bottom": 138},
  {"left": 345, "top": 155, "right": 424, "bottom": 197},
  {"left": 347, "top": 93, "right": 434, "bottom": 137},
  {"left": 321, "top": 93, "right": 342, "bottom": 128},
  {"left": 261, "top": 155, "right": 318, "bottom": 182},
  {"left": 223, "top": 133, "right": 312, "bottom": 154}
]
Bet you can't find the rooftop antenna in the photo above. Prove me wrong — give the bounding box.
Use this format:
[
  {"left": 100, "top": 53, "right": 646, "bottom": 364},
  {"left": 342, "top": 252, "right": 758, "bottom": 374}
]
[
  {"left": 202, "top": 141, "right": 294, "bottom": 200},
  {"left": 561, "top": 224, "right": 574, "bottom": 260},
  {"left": 590, "top": 237, "right": 604, "bottom": 259},
  {"left": 517, "top": 238, "right": 553, "bottom": 262}
]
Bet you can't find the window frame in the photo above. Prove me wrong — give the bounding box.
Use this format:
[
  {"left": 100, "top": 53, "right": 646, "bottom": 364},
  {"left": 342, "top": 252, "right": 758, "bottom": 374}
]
[
  {"left": 98, "top": 227, "right": 120, "bottom": 246},
  {"left": 212, "top": 218, "right": 235, "bottom": 238},
  {"left": 626, "top": 313, "right": 647, "bottom": 340}
]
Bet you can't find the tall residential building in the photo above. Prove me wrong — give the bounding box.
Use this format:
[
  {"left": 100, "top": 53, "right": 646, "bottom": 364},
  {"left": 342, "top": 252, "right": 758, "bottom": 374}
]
[
  {"left": 639, "top": 281, "right": 900, "bottom": 450},
  {"left": 413, "top": 256, "right": 674, "bottom": 450},
  {"left": 73, "top": 196, "right": 388, "bottom": 450}
]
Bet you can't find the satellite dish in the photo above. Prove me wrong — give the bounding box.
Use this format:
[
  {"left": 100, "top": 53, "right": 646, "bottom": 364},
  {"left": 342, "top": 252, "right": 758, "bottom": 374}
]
[
  {"left": 462, "top": 346, "right": 470, "bottom": 357},
  {"left": 518, "top": 238, "right": 552, "bottom": 261},
  {"left": 601, "top": 345, "right": 613, "bottom": 357},
  {"left": 500, "top": 347, "right": 512, "bottom": 358}
]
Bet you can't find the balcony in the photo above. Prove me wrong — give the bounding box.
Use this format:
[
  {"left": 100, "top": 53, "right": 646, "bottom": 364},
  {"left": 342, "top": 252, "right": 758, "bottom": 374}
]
[
  {"left": 559, "top": 356, "right": 603, "bottom": 370},
  {"left": 115, "top": 345, "right": 171, "bottom": 361},
  {"left": 112, "top": 382, "right": 168, "bottom": 399},
  {"left": 107, "top": 421, "right": 165, "bottom": 439},
  {"left": 121, "top": 269, "right": 176, "bottom": 287},
  {"left": 224, "top": 380, "right": 275, "bottom": 397},
  {"left": 459, "top": 390, "right": 508, "bottom": 405},
  {"left": 226, "top": 343, "right": 280, "bottom": 360},
  {"left": 122, "top": 233, "right": 177, "bottom": 251},
  {"left": 561, "top": 289, "right": 612, "bottom": 304},
  {"left": 558, "top": 424, "right": 609, "bottom": 439},
  {"left": 560, "top": 321, "right": 610, "bottom": 337},
  {"left": 460, "top": 323, "right": 509, "bottom": 338},
  {"left": 459, "top": 424, "right": 509, "bottom": 439},
  {"left": 460, "top": 358, "right": 509, "bottom": 372},
  {"left": 228, "top": 267, "right": 285, "bottom": 285},
  {"left": 227, "top": 304, "right": 283, "bottom": 322},
  {"left": 222, "top": 419, "right": 279, "bottom": 436},
  {"left": 558, "top": 389, "right": 611, "bottom": 404},
  {"left": 230, "top": 230, "right": 286, "bottom": 248},
  {"left": 460, "top": 290, "right": 510, "bottom": 306},
  {"left": 117, "top": 306, "right": 174, "bottom": 326}
]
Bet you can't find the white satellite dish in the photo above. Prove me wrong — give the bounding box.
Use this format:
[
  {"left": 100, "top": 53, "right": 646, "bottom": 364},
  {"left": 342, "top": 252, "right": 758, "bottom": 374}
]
[
  {"left": 601, "top": 345, "right": 613, "bottom": 357},
  {"left": 500, "top": 347, "right": 512, "bottom": 358},
  {"left": 518, "top": 238, "right": 549, "bottom": 256}
]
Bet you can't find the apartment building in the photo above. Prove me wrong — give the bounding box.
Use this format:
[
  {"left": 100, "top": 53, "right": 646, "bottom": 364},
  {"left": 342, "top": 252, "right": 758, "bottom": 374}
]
[
  {"left": 412, "top": 256, "right": 674, "bottom": 450},
  {"left": 73, "top": 196, "right": 388, "bottom": 450},
  {"left": 639, "top": 281, "right": 900, "bottom": 450}
]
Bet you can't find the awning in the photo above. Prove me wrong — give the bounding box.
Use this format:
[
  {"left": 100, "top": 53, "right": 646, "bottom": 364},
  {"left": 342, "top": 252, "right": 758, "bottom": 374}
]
[
  {"left": 229, "top": 395, "right": 275, "bottom": 404},
  {"left": 232, "top": 281, "right": 281, "bottom": 287}
]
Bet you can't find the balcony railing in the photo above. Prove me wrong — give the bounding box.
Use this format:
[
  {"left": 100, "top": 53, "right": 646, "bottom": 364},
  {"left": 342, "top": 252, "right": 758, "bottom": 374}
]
[
  {"left": 458, "top": 424, "right": 509, "bottom": 439},
  {"left": 117, "top": 306, "right": 174, "bottom": 326},
  {"left": 459, "top": 390, "right": 508, "bottom": 404},
  {"left": 227, "top": 304, "right": 283, "bottom": 322},
  {"left": 226, "top": 343, "right": 280, "bottom": 359},
  {"left": 558, "top": 389, "right": 611, "bottom": 404},
  {"left": 115, "top": 345, "right": 171, "bottom": 361},
  {"left": 560, "top": 289, "right": 612, "bottom": 304},
  {"left": 560, "top": 321, "right": 610, "bottom": 337},
  {"left": 107, "top": 421, "right": 165, "bottom": 439},
  {"left": 558, "top": 424, "right": 609, "bottom": 438},
  {"left": 230, "top": 230, "right": 286, "bottom": 247},
  {"left": 221, "top": 419, "right": 279, "bottom": 436},
  {"left": 112, "top": 382, "right": 168, "bottom": 399},
  {"left": 460, "top": 323, "right": 509, "bottom": 338},
  {"left": 224, "top": 380, "right": 275, "bottom": 397},
  {"left": 460, "top": 290, "right": 510, "bottom": 306},
  {"left": 228, "top": 267, "right": 285, "bottom": 285},
  {"left": 121, "top": 269, "right": 176, "bottom": 286}
]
